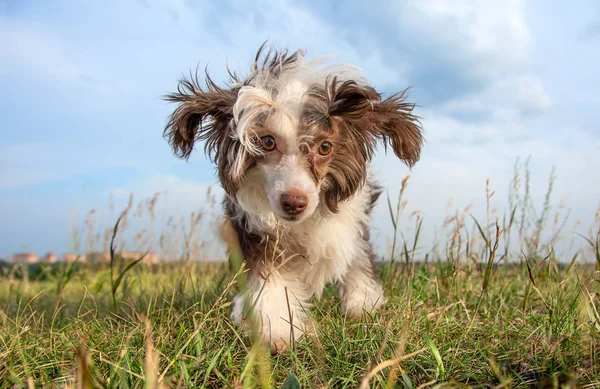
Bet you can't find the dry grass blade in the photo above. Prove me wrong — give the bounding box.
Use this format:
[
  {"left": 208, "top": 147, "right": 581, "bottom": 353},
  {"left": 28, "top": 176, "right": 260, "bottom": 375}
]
[
  {"left": 145, "top": 340, "right": 158, "bottom": 388},
  {"left": 357, "top": 347, "right": 428, "bottom": 389},
  {"left": 75, "top": 341, "right": 93, "bottom": 389},
  {"left": 144, "top": 320, "right": 170, "bottom": 389},
  {"left": 579, "top": 282, "right": 600, "bottom": 334},
  {"left": 98, "top": 354, "right": 145, "bottom": 380},
  {"left": 285, "top": 286, "right": 296, "bottom": 354},
  {"left": 574, "top": 231, "right": 600, "bottom": 269},
  {"left": 416, "top": 380, "right": 438, "bottom": 389}
]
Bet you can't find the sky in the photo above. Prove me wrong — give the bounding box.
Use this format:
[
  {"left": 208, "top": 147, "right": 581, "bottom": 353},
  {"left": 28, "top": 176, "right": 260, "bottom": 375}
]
[{"left": 1, "top": 0, "right": 599, "bottom": 260}]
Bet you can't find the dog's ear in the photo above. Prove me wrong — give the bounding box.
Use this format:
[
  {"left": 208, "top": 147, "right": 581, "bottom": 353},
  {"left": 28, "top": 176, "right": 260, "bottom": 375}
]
[
  {"left": 163, "top": 74, "right": 237, "bottom": 162},
  {"left": 311, "top": 79, "right": 376, "bottom": 212},
  {"left": 326, "top": 78, "right": 375, "bottom": 121},
  {"left": 319, "top": 79, "right": 423, "bottom": 212},
  {"left": 326, "top": 79, "right": 423, "bottom": 168},
  {"left": 366, "top": 90, "right": 423, "bottom": 168}
]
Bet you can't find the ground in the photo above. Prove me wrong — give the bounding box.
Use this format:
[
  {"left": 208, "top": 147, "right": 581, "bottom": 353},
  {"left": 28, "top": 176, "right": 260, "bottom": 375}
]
[{"left": 0, "top": 257, "right": 598, "bottom": 388}]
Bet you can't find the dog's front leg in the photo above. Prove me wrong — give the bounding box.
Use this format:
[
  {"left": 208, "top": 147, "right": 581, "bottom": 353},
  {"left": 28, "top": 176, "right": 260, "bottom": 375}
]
[
  {"left": 231, "top": 270, "right": 308, "bottom": 355},
  {"left": 338, "top": 252, "right": 386, "bottom": 318}
]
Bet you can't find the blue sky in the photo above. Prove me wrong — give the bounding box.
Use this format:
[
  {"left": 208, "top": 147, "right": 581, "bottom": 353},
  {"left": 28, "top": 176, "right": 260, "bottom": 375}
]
[{"left": 1, "top": 0, "right": 599, "bottom": 259}]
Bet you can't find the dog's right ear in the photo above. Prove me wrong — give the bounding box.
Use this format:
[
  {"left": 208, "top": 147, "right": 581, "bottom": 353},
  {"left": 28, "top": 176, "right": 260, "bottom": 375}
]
[{"left": 163, "top": 74, "right": 237, "bottom": 161}]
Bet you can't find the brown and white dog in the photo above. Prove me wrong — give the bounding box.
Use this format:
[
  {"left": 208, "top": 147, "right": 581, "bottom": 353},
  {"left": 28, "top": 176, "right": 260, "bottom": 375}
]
[{"left": 163, "top": 44, "right": 423, "bottom": 354}]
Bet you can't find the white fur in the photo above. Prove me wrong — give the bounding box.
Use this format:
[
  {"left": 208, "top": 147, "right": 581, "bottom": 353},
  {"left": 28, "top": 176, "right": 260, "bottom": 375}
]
[
  {"left": 231, "top": 182, "right": 385, "bottom": 348},
  {"left": 339, "top": 261, "right": 386, "bottom": 317},
  {"left": 263, "top": 154, "right": 320, "bottom": 222},
  {"left": 231, "top": 270, "right": 308, "bottom": 350}
]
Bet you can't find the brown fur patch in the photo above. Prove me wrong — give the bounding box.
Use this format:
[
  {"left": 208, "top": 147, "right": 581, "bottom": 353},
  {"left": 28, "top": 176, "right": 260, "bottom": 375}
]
[
  {"left": 302, "top": 77, "right": 423, "bottom": 212},
  {"left": 223, "top": 197, "right": 273, "bottom": 276}
]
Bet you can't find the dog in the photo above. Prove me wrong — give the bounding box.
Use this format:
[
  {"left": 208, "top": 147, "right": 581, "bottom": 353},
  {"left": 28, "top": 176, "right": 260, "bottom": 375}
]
[{"left": 163, "top": 43, "right": 423, "bottom": 354}]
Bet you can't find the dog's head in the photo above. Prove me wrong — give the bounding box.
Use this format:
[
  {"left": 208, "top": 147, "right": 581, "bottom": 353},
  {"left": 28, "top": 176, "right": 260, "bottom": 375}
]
[{"left": 164, "top": 44, "right": 423, "bottom": 224}]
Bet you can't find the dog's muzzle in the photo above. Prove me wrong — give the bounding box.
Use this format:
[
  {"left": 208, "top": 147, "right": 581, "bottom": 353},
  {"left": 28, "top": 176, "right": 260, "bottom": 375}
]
[{"left": 280, "top": 190, "right": 308, "bottom": 216}]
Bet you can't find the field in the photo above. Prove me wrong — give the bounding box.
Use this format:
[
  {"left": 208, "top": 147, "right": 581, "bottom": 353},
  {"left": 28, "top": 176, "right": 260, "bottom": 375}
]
[{"left": 1, "top": 162, "right": 599, "bottom": 388}]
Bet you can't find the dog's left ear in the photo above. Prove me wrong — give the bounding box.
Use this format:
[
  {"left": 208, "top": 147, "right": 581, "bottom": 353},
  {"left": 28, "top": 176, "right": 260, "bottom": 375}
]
[
  {"left": 365, "top": 90, "right": 423, "bottom": 168},
  {"left": 325, "top": 79, "right": 423, "bottom": 168},
  {"left": 317, "top": 80, "right": 423, "bottom": 212}
]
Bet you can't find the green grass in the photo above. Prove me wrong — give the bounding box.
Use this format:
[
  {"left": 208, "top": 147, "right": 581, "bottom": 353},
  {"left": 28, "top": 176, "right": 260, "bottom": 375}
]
[
  {"left": 1, "top": 259, "right": 598, "bottom": 388},
  {"left": 1, "top": 159, "right": 599, "bottom": 388}
]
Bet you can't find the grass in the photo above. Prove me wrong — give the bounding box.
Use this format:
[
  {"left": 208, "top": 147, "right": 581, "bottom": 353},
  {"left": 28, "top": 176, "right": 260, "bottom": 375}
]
[{"left": 1, "top": 158, "right": 599, "bottom": 388}]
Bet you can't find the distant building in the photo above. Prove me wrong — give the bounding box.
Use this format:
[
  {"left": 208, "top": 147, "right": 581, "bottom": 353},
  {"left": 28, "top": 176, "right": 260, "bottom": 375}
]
[
  {"left": 8, "top": 251, "right": 161, "bottom": 264},
  {"left": 123, "top": 251, "right": 159, "bottom": 264},
  {"left": 62, "top": 253, "right": 87, "bottom": 263},
  {"left": 42, "top": 252, "right": 57, "bottom": 263},
  {"left": 86, "top": 251, "right": 159, "bottom": 264},
  {"left": 137, "top": 252, "right": 159, "bottom": 264},
  {"left": 12, "top": 252, "right": 39, "bottom": 263},
  {"left": 87, "top": 252, "right": 111, "bottom": 263}
]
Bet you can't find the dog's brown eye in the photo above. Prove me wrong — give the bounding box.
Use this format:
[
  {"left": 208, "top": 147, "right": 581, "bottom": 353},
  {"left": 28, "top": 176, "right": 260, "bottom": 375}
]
[
  {"left": 260, "top": 135, "right": 276, "bottom": 151},
  {"left": 318, "top": 141, "right": 332, "bottom": 156}
]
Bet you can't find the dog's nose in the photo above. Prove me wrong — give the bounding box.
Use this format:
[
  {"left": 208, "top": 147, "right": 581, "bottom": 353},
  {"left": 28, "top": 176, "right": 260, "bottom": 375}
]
[{"left": 280, "top": 192, "right": 308, "bottom": 215}]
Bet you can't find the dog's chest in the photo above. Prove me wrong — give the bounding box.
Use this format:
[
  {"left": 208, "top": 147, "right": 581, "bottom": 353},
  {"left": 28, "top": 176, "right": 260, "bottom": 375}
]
[{"left": 280, "top": 194, "right": 370, "bottom": 289}]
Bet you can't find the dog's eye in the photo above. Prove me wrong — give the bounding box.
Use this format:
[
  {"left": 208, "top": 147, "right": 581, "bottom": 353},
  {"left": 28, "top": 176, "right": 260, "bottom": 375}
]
[
  {"left": 318, "top": 141, "right": 332, "bottom": 156},
  {"left": 260, "top": 135, "right": 276, "bottom": 151}
]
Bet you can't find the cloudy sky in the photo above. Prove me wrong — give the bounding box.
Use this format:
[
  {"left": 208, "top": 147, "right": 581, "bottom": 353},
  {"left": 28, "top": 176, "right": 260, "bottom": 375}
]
[{"left": 1, "top": 0, "right": 599, "bottom": 259}]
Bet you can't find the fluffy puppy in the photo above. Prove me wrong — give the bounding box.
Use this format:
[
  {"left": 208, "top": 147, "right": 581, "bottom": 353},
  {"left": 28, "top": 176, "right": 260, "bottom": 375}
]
[{"left": 163, "top": 44, "right": 423, "bottom": 354}]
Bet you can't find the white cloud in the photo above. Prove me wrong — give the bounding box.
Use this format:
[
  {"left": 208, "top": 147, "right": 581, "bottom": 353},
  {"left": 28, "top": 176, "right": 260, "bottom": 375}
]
[
  {"left": 401, "top": 0, "right": 530, "bottom": 65},
  {"left": 440, "top": 74, "right": 552, "bottom": 123},
  {"left": 293, "top": 0, "right": 533, "bottom": 103},
  {"left": 516, "top": 76, "right": 552, "bottom": 113}
]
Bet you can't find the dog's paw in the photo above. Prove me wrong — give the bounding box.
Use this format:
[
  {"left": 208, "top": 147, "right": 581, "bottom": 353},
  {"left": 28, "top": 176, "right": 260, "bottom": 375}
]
[
  {"left": 269, "top": 338, "right": 289, "bottom": 356},
  {"left": 342, "top": 292, "right": 386, "bottom": 319}
]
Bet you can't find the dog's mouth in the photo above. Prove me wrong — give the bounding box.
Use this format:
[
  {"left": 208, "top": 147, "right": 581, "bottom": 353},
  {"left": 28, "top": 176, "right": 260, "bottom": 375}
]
[{"left": 276, "top": 212, "right": 313, "bottom": 224}]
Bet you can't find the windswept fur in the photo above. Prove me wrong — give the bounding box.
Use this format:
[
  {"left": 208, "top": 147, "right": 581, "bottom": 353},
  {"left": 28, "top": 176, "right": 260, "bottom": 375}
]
[{"left": 163, "top": 43, "right": 424, "bottom": 354}]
